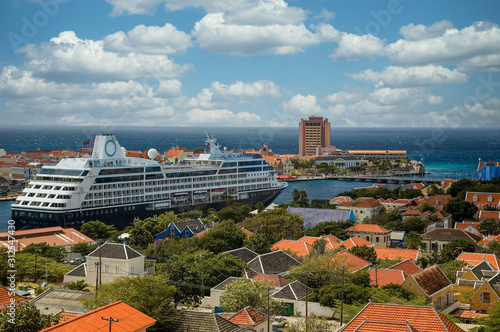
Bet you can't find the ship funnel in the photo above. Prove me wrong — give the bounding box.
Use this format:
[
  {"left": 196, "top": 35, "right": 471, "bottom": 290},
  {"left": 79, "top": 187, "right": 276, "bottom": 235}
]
[{"left": 92, "top": 134, "right": 127, "bottom": 160}]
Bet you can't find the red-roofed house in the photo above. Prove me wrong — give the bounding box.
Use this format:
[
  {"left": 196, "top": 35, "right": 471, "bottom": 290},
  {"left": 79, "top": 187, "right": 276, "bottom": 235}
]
[
  {"left": 457, "top": 252, "right": 500, "bottom": 271},
  {"left": 299, "top": 235, "right": 340, "bottom": 250},
  {"left": 329, "top": 196, "right": 353, "bottom": 205},
  {"left": 346, "top": 224, "right": 391, "bottom": 247},
  {"left": 340, "top": 237, "right": 374, "bottom": 249},
  {"left": 0, "top": 226, "right": 94, "bottom": 260},
  {"left": 332, "top": 250, "right": 371, "bottom": 272},
  {"left": 479, "top": 210, "right": 500, "bottom": 222},
  {"left": 380, "top": 198, "right": 412, "bottom": 211},
  {"left": 165, "top": 149, "right": 187, "bottom": 163},
  {"left": 41, "top": 300, "right": 156, "bottom": 332},
  {"left": 369, "top": 268, "right": 406, "bottom": 287},
  {"left": 251, "top": 274, "right": 288, "bottom": 288},
  {"left": 389, "top": 259, "right": 421, "bottom": 276},
  {"left": 440, "top": 179, "right": 457, "bottom": 193},
  {"left": 241, "top": 227, "right": 253, "bottom": 239},
  {"left": 465, "top": 192, "right": 500, "bottom": 209},
  {"left": 0, "top": 286, "right": 28, "bottom": 310},
  {"left": 336, "top": 197, "right": 383, "bottom": 222},
  {"left": 228, "top": 306, "right": 269, "bottom": 332},
  {"left": 374, "top": 247, "right": 422, "bottom": 262},
  {"left": 338, "top": 303, "right": 464, "bottom": 332},
  {"left": 271, "top": 240, "right": 313, "bottom": 257},
  {"left": 402, "top": 265, "right": 454, "bottom": 310},
  {"left": 454, "top": 221, "right": 482, "bottom": 235}
]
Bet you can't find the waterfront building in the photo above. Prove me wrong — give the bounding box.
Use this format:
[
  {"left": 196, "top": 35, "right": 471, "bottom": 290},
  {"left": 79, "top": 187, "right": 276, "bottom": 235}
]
[
  {"left": 298, "top": 116, "right": 331, "bottom": 157},
  {"left": 477, "top": 161, "right": 500, "bottom": 180},
  {"left": 346, "top": 150, "right": 407, "bottom": 160},
  {"left": 315, "top": 155, "right": 368, "bottom": 168}
]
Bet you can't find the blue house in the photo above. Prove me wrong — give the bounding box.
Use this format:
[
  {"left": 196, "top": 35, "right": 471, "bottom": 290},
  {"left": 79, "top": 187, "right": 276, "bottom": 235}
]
[
  {"left": 155, "top": 218, "right": 209, "bottom": 241},
  {"left": 477, "top": 161, "right": 500, "bottom": 181},
  {"left": 287, "top": 207, "right": 357, "bottom": 231}
]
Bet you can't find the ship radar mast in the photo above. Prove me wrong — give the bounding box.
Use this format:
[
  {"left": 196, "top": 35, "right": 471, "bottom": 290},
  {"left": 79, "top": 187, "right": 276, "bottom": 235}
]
[{"left": 205, "top": 132, "right": 223, "bottom": 158}]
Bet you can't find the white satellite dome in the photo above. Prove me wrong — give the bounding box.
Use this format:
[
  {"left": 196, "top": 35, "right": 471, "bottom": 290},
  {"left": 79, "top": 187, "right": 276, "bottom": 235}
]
[{"left": 148, "top": 148, "right": 158, "bottom": 160}]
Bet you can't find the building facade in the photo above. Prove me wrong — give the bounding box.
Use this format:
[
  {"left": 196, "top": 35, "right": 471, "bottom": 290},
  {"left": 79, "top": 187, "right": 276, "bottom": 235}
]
[{"left": 298, "top": 116, "right": 331, "bottom": 157}]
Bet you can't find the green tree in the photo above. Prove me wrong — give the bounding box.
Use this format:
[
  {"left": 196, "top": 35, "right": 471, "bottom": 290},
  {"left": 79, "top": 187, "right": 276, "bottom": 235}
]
[
  {"left": 303, "top": 220, "right": 355, "bottom": 240},
  {"left": 479, "top": 303, "right": 500, "bottom": 332},
  {"left": 71, "top": 242, "right": 98, "bottom": 257},
  {"left": 198, "top": 220, "right": 246, "bottom": 254},
  {"left": 79, "top": 220, "right": 116, "bottom": 240},
  {"left": 314, "top": 283, "right": 370, "bottom": 308},
  {"left": 286, "top": 315, "right": 329, "bottom": 332},
  {"left": 23, "top": 243, "right": 67, "bottom": 262},
  {"left": 402, "top": 217, "right": 428, "bottom": 233},
  {"left": 479, "top": 218, "right": 500, "bottom": 236},
  {"left": 67, "top": 280, "right": 90, "bottom": 291},
  {"left": 0, "top": 301, "right": 58, "bottom": 332},
  {"left": 244, "top": 233, "right": 272, "bottom": 255},
  {"left": 444, "top": 197, "right": 477, "bottom": 222},
  {"left": 243, "top": 209, "right": 304, "bottom": 243},
  {"left": 484, "top": 240, "right": 500, "bottom": 257},
  {"left": 160, "top": 250, "right": 247, "bottom": 305},
  {"left": 218, "top": 202, "right": 252, "bottom": 223},
  {"left": 440, "top": 239, "right": 477, "bottom": 262},
  {"left": 310, "top": 199, "right": 332, "bottom": 209},
  {"left": 81, "top": 274, "right": 176, "bottom": 331},
  {"left": 128, "top": 223, "right": 154, "bottom": 249},
  {"left": 418, "top": 202, "right": 437, "bottom": 213},
  {"left": 220, "top": 279, "right": 283, "bottom": 314},
  {"left": 348, "top": 245, "right": 377, "bottom": 265},
  {"left": 448, "top": 178, "right": 475, "bottom": 198},
  {"left": 403, "top": 231, "right": 424, "bottom": 250},
  {"left": 255, "top": 202, "right": 265, "bottom": 213},
  {"left": 439, "top": 260, "right": 466, "bottom": 283}
]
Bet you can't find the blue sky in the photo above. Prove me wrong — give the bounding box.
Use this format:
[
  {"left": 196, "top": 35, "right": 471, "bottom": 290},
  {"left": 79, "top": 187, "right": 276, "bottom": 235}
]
[{"left": 1, "top": 0, "right": 500, "bottom": 127}]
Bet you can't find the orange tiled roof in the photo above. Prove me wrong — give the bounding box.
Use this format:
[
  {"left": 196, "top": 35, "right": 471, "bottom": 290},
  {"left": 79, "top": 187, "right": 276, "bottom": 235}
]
[
  {"left": 251, "top": 274, "right": 288, "bottom": 287},
  {"left": 354, "top": 197, "right": 382, "bottom": 208},
  {"left": 483, "top": 235, "right": 498, "bottom": 245},
  {"left": 271, "top": 239, "right": 312, "bottom": 257},
  {"left": 340, "top": 237, "right": 374, "bottom": 249},
  {"left": 457, "top": 252, "right": 500, "bottom": 270},
  {"left": 299, "top": 235, "right": 340, "bottom": 250},
  {"left": 330, "top": 196, "right": 354, "bottom": 204},
  {"left": 332, "top": 250, "right": 371, "bottom": 272},
  {"left": 389, "top": 259, "right": 421, "bottom": 276},
  {"left": 346, "top": 224, "right": 389, "bottom": 233},
  {"left": 465, "top": 192, "right": 500, "bottom": 208},
  {"left": 228, "top": 307, "right": 268, "bottom": 327},
  {"left": 0, "top": 286, "right": 28, "bottom": 310},
  {"left": 369, "top": 268, "right": 406, "bottom": 287},
  {"left": 166, "top": 149, "right": 184, "bottom": 157},
  {"left": 374, "top": 247, "right": 420, "bottom": 261},
  {"left": 453, "top": 309, "right": 488, "bottom": 320},
  {"left": 403, "top": 209, "right": 420, "bottom": 215},
  {"left": 479, "top": 210, "right": 500, "bottom": 219},
  {"left": 196, "top": 229, "right": 210, "bottom": 237},
  {"left": 408, "top": 183, "right": 425, "bottom": 189},
  {"left": 241, "top": 228, "right": 252, "bottom": 239},
  {"left": 339, "top": 303, "right": 464, "bottom": 332},
  {"left": 41, "top": 301, "right": 156, "bottom": 331},
  {"left": 0, "top": 226, "right": 94, "bottom": 251},
  {"left": 440, "top": 179, "right": 457, "bottom": 188},
  {"left": 346, "top": 320, "right": 418, "bottom": 332},
  {"left": 454, "top": 222, "right": 481, "bottom": 231},
  {"left": 423, "top": 195, "right": 453, "bottom": 207},
  {"left": 58, "top": 312, "right": 80, "bottom": 322}
]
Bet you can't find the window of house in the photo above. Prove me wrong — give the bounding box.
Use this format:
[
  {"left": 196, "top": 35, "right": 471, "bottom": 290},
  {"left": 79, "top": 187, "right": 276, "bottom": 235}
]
[
  {"left": 131, "top": 266, "right": 135, "bottom": 275},
  {"left": 366, "top": 236, "right": 370, "bottom": 241},
  {"left": 446, "top": 292, "right": 451, "bottom": 307},
  {"left": 170, "top": 228, "right": 175, "bottom": 235},
  {"left": 488, "top": 195, "right": 493, "bottom": 202},
  {"left": 376, "top": 237, "right": 380, "bottom": 242},
  {"left": 116, "top": 266, "right": 119, "bottom": 274},
  {"left": 185, "top": 230, "right": 189, "bottom": 236},
  {"left": 481, "top": 292, "right": 491, "bottom": 303},
  {"left": 435, "top": 296, "right": 442, "bottom": 310},
  {"left": 473, "top": 195, "right": 478, "bottom": 202},
  {"left": 104, "top": 264, "right": 109, "bottom": 273}
]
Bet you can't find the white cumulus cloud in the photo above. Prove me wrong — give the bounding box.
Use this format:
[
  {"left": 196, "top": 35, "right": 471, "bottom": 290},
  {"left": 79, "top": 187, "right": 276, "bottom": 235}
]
[
  {"left": 330, "top": 33, "right": 385, "bottom": 61},
  {"left": 347, "top": 65, "right": 467, "bottom": 88},
  {"left": 281, "top": 94, "right": 324, "bottom": 115},
  {"left": 19, "top": 31, "right": 192, "bottom": 83},
  {"left": 104, "top": 23, "right": 192, "bottom": 55}
]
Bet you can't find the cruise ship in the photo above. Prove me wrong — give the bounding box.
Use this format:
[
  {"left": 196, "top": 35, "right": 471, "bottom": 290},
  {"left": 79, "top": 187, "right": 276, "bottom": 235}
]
[{"left": 11, "top": 134, "right": 287, "bottom": 229}]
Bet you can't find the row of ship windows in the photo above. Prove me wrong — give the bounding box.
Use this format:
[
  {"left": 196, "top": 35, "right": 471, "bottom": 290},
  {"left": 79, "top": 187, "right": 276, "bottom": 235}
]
[
  {"left": 28, "top": 184, "right": 76, "bottom": 191},
  {"left": 24, "top": 193, "right": 71, "bottom": 199},
  {"left": 17, "top": 201, "right": 66, "bottom": 208}
]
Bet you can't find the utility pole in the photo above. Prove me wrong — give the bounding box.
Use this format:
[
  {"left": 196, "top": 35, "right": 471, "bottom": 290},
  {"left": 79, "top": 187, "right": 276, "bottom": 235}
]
[
  {"left": 101, "top": 316, "right": 119, "bottom": 332},
  {"left": 34, "top": 247, "right": 38, "bottom": 283},
  {"left": 265, "top": 286, "right": 271, "bottom": 332},
  {"left": 305, "top": 272, "right": 308, "bottom": 332},
  {"left": 340, "top": 267, "right": 345, "bottom": 328}
]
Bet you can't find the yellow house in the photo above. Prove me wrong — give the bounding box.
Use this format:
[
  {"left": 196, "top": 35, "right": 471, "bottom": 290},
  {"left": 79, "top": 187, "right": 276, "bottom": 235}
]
[
  {"left": 165, "top": 149, "right": 187, "bottom": 163},
  {"left": 64, "top": 242, "right": 155, "bottom": 285},
  {"left": 402, "top": 264, "right": 454, "bottom": 310},
  {"left": 455, "top": 261, "right": 495, "bottom": 303},
  {"left": 469, "top": 274, "right": 500, "bottom": 311}
]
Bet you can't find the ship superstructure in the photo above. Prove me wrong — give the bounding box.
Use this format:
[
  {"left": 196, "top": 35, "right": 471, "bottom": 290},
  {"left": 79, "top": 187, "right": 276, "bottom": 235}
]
[{"left": 12, "top": 134, "right": 287, "bottom": 229}]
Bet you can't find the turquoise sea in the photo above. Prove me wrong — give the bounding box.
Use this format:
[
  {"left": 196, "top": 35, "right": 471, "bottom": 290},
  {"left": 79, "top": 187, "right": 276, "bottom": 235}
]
[{"left": 1, "top": 126, "right": 499, "bottom": 230}]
